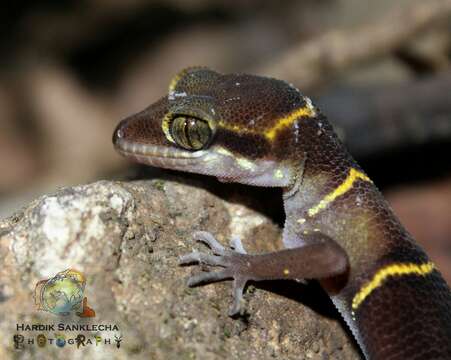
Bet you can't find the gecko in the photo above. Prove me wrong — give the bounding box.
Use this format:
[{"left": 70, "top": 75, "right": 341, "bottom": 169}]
[{"left": 113, "top": 67, "right": 451, "bottom": 359}]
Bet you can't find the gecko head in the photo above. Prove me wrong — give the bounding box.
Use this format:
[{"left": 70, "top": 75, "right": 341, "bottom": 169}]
[{"left": 113, "top": 67, "right": 317, "bottom": 187}]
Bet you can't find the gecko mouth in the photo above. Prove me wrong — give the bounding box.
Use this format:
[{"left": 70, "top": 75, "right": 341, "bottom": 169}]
[
  {"left": 114, "top": 138, "right": 206, "bottom": 167},
  {"left": 114, "top": 135, "right": 293, "bottom": 187}
]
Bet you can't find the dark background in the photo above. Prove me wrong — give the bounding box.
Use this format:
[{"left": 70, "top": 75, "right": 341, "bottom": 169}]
[{"left": 1, "top": 0, "right": 451, "bottom": 281}]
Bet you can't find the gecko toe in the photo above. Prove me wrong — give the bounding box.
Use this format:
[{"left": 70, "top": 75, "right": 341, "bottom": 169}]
[
  {"left": 181, "top": 232, "right": 251, "bottom": 316},
  {"left": 193, "top": 231, "right": 227, "bottom": 255},
  {"left": 179, "top": 251, "right": 229, "bottom": 267},
  {"left": 187, "top": 269, "right": 232, "bottom": 287},
  {"left": 230, "top": 236, "right": 247, "bottom": 254}
]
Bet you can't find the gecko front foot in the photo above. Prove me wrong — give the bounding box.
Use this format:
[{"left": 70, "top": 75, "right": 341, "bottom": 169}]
[{"left": 179, "top": 231, "right": 249, "bottom": 316}]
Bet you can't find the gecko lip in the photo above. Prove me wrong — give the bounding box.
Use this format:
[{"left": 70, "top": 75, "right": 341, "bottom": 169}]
[{"left": 114, "top": 138, "right": 206, "bottom": 162}]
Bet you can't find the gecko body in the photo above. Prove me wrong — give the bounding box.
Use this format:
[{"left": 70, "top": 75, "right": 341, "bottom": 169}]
[{"left": 113, "top": 68, "right": 451, "bottom": 359}]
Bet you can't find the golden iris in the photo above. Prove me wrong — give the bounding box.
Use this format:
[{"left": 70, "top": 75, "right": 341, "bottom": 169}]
[{"left": 170, "top": 116, "right": 212, "bottom": 150}]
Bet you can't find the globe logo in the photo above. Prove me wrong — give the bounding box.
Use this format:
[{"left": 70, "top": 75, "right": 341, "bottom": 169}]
[{"left": 34, "top": 269, "right": 95, "bottom": 317}]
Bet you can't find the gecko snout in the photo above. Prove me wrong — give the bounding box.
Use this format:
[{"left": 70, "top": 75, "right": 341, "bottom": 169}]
[{"left": 112, "top": 118, "right": 127, "bottom": 149}]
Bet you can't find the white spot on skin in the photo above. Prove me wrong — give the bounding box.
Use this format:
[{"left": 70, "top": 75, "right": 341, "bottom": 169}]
[
  {"left": 294, "top": 122, "right": 300, "bottom": 143},
  {"left": 216, "top": 147, "right": 234, "bottom": 157},
  {"left": 225, "top": 96, "right": 241, "bottom": 103},
  {"left": 249, "top": 114, "right": 264, "bottom": 126},
  {"left": 168, "top": 91, "right": 187, "bottom": 101},
  {"left": 235, "top": 82, "right": 240, "bottom": 86},
  {"left": 274, "top": 169, "right": 284, "bottom": 179},
  {"left": 236, "top": 158, "right": 256, "bottom": 171},
  {"left": 356, "top": 196, "right": 362, "bottom": 206},
  {"left": 286, "top": 81, "right": 303, "bottom": 97},
  {"left": 304, "top": 96, "right": 316, "bottom": 115}
]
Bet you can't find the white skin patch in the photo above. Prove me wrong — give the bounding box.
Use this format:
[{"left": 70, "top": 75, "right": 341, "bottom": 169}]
[
  {"left": 304, "top": 96, "right": 316, "bottom": 114},
  {"left": 216, "top": 147, "right": 234, "bottom": 157},
  {"left": 274, "top": 169, "right": 284, "bottom": 179},
  {"left": 293, "top": 122, "right": 300, "bottom": 144},
  {"left": 168, "top": 91, "right": 187, "bottom": 101},
  {"left": 236, "top": 158, "right": 256, "bottom": 171},
  {"left": 225, "top": 96, "right": 241, "bottom": 103}
]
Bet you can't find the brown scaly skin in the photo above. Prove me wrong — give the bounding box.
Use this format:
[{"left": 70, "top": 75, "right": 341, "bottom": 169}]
[{"left": 113, "top": 68, "right": 451, "bottom": 359}]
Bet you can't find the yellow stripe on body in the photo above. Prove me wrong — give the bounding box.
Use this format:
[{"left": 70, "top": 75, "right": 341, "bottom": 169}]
[
  {"left": 351, "top": 261, "right": 435, "bottom": 312},
  {"left": 264, "top": 106, "right": 315, "bottom": 140},
  {"left": 308, "top": 168, "right": 372, "bottom": 217},
  {"left": 218, "top": 105, "right": 316, "bottom": 142}
]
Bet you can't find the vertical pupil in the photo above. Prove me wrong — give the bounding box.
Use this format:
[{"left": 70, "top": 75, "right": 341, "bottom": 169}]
[
  {"left": 188, "top": 119, "right": 201, "bottom": 145},
  {"left": 183, "top": 118, "right": 192, "bottom": 148}
]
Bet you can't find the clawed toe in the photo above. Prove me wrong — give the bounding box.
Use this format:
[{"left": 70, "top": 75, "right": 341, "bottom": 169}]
[
  {"left": 181, "top": 231, "right": 251, "bottom": 317},
  {"left": 230, "top": 236, "right": 247, "bottom": 254},
  {"left": 193, "top": 231, "right": 227, "bottom": 255},
  {"left": 179, "top": 251, "right": 229, "bottom": 267},
  {"left": 186, "top": 269, "right": 232, "bottom": 287}
]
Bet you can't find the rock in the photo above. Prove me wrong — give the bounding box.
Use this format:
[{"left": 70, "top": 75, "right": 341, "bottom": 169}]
[{"left": 0, "top": 179, "right": 360, "bottom": 359}]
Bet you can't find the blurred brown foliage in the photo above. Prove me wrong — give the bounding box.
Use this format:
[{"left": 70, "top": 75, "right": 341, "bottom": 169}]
[{"left": 1, "top": 0, "right": 451, "bottom": 280}]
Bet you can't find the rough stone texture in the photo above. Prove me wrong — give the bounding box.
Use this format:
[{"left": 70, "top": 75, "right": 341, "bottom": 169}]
[{"left": 0, "top": 179, "right": 360, "bottom": 359}]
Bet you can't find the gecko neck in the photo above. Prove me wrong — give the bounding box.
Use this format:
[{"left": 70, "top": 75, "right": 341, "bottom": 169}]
[{"left": 281, "top": 115, "right": 399, "bottom": 274}]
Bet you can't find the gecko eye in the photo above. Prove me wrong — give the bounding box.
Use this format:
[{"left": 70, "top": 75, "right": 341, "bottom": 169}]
[{"left": 170, "top": 116, "right": 212, "bottom": 150}]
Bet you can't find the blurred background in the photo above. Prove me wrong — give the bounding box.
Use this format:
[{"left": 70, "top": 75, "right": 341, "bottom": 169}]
[{"left": 1, "top": 0, "right": 451, "bottom": 281}]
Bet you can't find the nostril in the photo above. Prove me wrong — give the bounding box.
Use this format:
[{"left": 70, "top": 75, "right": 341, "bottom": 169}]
[{"left": 112, "top": 120, "right": 127, "bottom": 146}]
